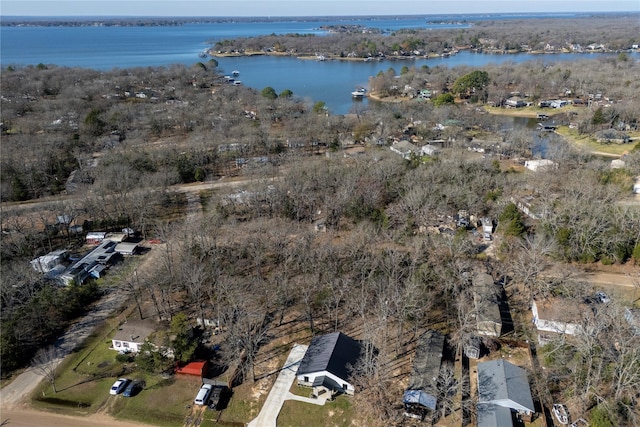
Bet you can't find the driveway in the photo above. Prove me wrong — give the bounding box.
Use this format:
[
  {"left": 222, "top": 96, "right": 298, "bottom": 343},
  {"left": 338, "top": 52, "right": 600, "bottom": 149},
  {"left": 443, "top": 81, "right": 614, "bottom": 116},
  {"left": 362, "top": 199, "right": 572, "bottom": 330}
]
[{"left": 247, "top": 343, "right": 308, "bottom": 427}]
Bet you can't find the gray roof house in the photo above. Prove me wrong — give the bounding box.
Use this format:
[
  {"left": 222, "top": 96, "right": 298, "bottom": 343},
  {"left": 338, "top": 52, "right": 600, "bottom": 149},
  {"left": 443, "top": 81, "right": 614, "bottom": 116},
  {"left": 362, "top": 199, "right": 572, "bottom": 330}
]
[
  {"left": 477, "top": 359, "right": 535, "bottom": 427},
  {"left": 403, "top": 330, "right": 445, "bottom": 418},
  {"left": 296, "top": 332, "right": 362, "bottom": 396},
  {"left": 390, "top": 140, "right": 420, "bottom": 159},
  {"left": 473, "top": 273, "right": 502, "bottom": 337},
  {"left": 111, "top": 320, "right": 156, "bottom": 353}
]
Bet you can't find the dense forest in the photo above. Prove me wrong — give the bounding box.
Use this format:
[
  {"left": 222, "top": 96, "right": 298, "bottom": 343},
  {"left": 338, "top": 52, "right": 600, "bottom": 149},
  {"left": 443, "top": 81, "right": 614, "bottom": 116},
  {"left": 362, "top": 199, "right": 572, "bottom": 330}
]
[{"left": 1, "top": 21, "right": 640, "bottom": 426}]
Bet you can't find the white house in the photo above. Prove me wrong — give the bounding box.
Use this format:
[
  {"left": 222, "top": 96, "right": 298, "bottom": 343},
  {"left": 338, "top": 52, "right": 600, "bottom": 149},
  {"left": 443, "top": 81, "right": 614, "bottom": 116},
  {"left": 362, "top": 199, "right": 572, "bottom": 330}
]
[
  {"left": 111, "top": 320, "right": 156, "bottom": 353},
  {"left": 531, "top": 298, "right": 585, "bottom": 337},
  {"left": 420, "top": 144, "right": 439, "bottom": 157},
  {"left": 296, "top": 332, "right": 362, "bottom": 396},
  {"left": 31, "top": 249, "right": 68, "bottom": 273}
]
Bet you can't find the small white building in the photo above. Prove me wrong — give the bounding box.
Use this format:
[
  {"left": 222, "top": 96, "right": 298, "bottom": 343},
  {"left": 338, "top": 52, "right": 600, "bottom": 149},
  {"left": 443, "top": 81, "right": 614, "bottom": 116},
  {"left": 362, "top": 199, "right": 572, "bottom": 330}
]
[
  {"left": 633, "top": 176, "right": 640, "bottom": 194},
  {"left": 115, "top": 242, "right": 139, "bottom": 255},
  {"left": 86, "top": 231, "right": 107, "bottom": 245},
  {"left": 610, "top": 159, "right": 626, "bottom": 169},
  {"left": 420, "top": 144, "right": 439, "bottom": 157},
  {"left": 524, "top": 159, "right": 557, "bottom": 171}
]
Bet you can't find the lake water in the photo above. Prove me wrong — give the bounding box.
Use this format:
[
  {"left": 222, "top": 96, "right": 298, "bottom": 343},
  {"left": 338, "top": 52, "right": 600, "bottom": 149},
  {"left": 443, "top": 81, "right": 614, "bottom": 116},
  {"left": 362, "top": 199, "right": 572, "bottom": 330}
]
[{"left": 1, "top": 16, "right": 635, "bottom": 114}]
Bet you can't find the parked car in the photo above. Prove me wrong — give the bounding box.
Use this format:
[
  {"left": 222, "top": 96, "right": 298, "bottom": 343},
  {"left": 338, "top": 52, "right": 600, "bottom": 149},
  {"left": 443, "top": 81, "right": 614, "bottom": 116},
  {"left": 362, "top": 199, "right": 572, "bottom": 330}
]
[
  {"left": 595, "top": 291, "right": 610, "bottom": 304},
  {"left": 208, "top": 385, "right": 227, "bottom": 410},
  {"left": 122, "top": 380, "right": 142, "bottom": 397},
  {"left": 553, "top": 404, "right": 569, "bottom": 425},
  {"left": 110, "top": 378, "right": 130, "bottom": 395},
  {"left": 194, "top": 383, "right": 213, "bottom": 406}
]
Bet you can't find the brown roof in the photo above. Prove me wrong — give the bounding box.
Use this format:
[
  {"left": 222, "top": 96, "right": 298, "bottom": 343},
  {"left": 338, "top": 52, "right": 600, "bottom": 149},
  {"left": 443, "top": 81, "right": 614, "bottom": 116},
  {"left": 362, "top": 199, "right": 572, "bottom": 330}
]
[
  {"left": 534, "top": 297, "right": 589, "bottom": 324},
  {"left": 113, "top": 320, "right": 156, "bottom": 343}
]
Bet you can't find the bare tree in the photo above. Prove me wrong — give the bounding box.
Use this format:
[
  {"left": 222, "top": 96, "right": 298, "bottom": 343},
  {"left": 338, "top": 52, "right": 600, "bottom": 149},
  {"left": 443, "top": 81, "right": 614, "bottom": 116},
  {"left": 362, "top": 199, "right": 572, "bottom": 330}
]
[{"left": 32, "top": 345, "right": 62, "bottom": 394}]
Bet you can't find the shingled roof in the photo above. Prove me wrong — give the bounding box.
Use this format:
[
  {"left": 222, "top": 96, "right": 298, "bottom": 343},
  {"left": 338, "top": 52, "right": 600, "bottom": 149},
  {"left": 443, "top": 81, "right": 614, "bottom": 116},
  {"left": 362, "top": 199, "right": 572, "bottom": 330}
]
[
  {"left": 296, "top": 332, "right": 362, "bottom": 381},
  {"left": 477, "top": 359, "right": 534, "bottom": 414}
]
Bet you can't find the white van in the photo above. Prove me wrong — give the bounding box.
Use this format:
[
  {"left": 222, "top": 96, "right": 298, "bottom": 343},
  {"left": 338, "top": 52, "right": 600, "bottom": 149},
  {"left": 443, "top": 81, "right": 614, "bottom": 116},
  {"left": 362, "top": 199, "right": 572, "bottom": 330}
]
[{"left": 194, "top": 383, "right": 213, "bottom": 406}]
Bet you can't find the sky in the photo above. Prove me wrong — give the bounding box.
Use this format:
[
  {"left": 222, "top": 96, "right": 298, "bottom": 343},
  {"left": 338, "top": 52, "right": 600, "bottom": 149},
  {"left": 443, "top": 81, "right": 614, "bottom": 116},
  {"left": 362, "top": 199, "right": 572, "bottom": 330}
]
[{"left": 1, "top": 0, "right": 638, "bottom": 17}]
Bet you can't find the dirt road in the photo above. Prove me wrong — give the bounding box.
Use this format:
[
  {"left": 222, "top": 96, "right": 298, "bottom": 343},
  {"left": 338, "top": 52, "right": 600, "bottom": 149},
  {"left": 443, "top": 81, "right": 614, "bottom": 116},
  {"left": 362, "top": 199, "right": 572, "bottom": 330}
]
[{"left": 0, "top": 408, "right": 155, "bottom": 427}]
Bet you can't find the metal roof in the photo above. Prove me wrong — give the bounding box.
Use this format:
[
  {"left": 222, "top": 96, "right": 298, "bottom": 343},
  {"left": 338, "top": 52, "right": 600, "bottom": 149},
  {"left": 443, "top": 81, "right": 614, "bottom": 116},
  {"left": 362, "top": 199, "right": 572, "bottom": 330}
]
[
  {"left": 407, "top": 330, "right": 444, "bottom": 392},
  {"left": 477, "top": 403, "right": 514, "bottom": 427},
  {"left": 477, "top": 359, "right": 535, "bottom": 414},
  {"left": 403, "top": 389, "right": 437, "bottom": 411}
]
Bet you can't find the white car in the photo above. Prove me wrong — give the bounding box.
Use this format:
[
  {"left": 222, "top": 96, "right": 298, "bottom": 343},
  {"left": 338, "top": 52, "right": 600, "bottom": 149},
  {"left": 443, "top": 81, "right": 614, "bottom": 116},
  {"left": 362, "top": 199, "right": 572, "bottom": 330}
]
[
  {"left": 194, "top": 383, "right": 213, "bottom": 405},
  {"left": 110, "top": 378, "right": 130, "bottom": 395}
]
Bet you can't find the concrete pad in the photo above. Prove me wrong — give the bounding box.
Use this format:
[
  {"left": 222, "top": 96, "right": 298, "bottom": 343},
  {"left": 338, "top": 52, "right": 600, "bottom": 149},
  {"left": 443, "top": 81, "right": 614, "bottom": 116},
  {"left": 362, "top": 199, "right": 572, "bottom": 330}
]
[{"left": 286, "top": 392, "right": 327, "bottom": 406}]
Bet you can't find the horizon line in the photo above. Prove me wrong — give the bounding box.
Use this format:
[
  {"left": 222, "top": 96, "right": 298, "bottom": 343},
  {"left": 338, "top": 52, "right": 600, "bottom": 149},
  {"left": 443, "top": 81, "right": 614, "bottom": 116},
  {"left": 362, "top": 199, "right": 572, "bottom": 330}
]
[{"left": 2, "top": 11, "right": 638, "bottom": 19}]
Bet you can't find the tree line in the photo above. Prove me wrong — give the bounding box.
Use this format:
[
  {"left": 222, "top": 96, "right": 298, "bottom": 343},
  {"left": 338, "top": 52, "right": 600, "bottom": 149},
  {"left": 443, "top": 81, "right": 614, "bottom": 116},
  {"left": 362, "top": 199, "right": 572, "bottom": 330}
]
[{"left": 211, "top": 14, "right": 639, "bottom": 57}]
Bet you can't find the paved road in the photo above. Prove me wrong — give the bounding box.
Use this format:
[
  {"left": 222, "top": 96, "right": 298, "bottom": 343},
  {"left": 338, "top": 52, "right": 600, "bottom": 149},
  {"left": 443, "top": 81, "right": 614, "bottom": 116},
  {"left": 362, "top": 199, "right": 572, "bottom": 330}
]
[{"left": 247, "top": 344, "right": 308, "bottom": 427}]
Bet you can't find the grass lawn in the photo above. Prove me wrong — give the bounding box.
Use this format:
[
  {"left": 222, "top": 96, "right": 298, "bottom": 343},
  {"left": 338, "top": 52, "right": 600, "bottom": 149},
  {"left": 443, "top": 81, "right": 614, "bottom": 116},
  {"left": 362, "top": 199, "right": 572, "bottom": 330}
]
[
  {"left": 278, "top": 394, "right": 354, "bottom": 427},
  {"left": 29, "top": 304, "right": 202, "bottom": 426},
  {"left": 216, "top": 380, "right": 266, "bottom": 425},
  {"left": 556, "top": 126, "right": 637, "bottom": 156},
  {"left": 30, "top": 315, "right": 128, "bottom": 415},
  {"left": 111, "top": 377, "right": 201, "bottom": 426}
]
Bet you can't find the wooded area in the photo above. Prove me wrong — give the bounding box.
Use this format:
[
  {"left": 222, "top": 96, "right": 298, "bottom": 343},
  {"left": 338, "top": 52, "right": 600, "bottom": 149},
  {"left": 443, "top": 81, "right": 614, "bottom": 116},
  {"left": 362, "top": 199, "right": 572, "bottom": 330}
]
[{"left": 2, "top": 15, "right": 640, "bottom": 426}]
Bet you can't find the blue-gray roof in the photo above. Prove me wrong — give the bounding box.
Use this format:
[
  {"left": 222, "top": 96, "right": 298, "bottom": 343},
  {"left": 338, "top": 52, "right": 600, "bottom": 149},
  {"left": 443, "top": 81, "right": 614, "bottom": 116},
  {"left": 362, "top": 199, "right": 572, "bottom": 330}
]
[
  {"left": 477, "top": 403, "right": 514, "bottom": 427},
  {"left": 296, "top": 332, "right": 362, "bottom": 382},
  {"left": 477, "top": 359, "right": 535, "bottom": 414}
]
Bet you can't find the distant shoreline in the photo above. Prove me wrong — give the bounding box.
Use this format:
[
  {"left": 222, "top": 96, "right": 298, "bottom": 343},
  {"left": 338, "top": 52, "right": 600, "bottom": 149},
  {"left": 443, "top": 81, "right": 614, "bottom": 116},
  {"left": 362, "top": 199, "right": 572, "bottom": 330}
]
[{"left": 2, "top": 11, "right": 636, "bottom": 27}]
